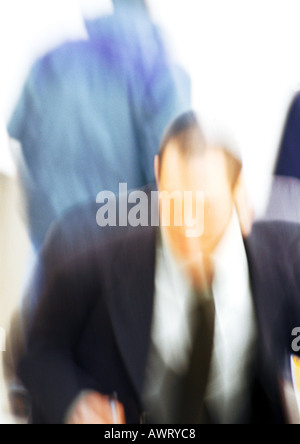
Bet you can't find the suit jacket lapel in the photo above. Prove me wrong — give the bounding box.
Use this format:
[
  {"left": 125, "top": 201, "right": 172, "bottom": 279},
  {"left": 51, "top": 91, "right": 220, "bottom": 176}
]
[
  {"left": 244, "top": 230, "right": 286, "bottom": 421},
  {"left": 244, "top": 230, "right": 286, "bottom": 361},
  {"left": 106, "top": 225, "right": 157, "bottom": 403}
]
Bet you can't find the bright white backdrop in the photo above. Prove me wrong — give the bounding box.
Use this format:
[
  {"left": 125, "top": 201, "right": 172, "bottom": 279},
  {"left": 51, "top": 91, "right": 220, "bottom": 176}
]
[{"left": 1, "top": 0, "right": 300, "bottom": 211}]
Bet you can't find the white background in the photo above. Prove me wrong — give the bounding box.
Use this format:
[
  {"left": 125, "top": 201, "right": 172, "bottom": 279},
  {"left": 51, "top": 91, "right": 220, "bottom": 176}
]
[{"left": 1, "top": 0, "right": 300, "bottom": 212}]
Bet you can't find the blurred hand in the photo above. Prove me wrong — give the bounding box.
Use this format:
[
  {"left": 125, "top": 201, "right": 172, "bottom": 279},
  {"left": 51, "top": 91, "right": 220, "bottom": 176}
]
[{"left": 67, "top": 392, "right": 126, "bottom": 425}]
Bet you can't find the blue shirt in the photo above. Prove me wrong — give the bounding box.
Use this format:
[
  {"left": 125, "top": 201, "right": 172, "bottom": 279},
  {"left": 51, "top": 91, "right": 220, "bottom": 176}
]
[{"left": 8, "top": 7, "right": 190, "bottom": 249}]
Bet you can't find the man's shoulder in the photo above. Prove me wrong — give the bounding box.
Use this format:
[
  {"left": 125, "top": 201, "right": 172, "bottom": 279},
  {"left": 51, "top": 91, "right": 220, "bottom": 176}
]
[
  {"left": 251, "top": 219, "right": 300, "bottom": 240},
  {"left": 42, "top": 187, "right": 157, "bottom": 270},
  {"left": 247, "top": 220, "right": 300, "bottom": 257},
  {"left": 35, "top": 40, "right": 96, "bottom": 71},
  {"left": 48, "top": 184, "right": 156, "bottom": 242}
]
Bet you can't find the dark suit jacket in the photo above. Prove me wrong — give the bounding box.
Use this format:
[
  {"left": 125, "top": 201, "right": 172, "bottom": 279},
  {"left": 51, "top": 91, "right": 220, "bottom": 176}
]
[{"left": 19, "top": 196, "right": 300, "bottom": 424}]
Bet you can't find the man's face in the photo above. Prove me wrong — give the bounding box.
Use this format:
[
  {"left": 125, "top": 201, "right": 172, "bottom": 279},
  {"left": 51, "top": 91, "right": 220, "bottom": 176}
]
[{"left": 158, "top": 142, "right": 235, "bottom": 266}]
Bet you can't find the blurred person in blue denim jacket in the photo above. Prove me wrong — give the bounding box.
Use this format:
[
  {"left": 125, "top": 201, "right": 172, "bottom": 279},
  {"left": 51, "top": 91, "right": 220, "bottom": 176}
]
[
  {"left": 275, "top": 92, "right": 300, "bottom": 181},
  {"left": 8, "top": 0, "right": 190, "bottom": 250}
]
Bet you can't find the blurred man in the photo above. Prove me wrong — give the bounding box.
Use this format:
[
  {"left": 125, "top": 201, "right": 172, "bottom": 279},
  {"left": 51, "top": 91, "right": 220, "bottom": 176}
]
[
  {"left": 19, "top": 112, "right": 300, "bottom": 424},
  {"left": 8, "top": 0, "right": 190, "bottom": 250}
]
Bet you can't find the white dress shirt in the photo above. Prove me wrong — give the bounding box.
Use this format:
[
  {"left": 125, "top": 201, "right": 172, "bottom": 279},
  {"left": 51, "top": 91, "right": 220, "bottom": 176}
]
[{"left": 145, "top": 211, "right": 258, "bottom": 424}]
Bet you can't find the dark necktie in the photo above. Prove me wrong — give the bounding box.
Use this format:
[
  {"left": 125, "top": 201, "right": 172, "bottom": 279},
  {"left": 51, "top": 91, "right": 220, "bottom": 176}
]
[{"left": 175, "top": 290, "right": 216, "bottom": 424}]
